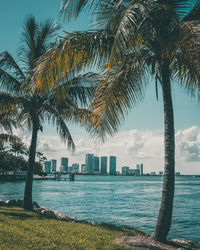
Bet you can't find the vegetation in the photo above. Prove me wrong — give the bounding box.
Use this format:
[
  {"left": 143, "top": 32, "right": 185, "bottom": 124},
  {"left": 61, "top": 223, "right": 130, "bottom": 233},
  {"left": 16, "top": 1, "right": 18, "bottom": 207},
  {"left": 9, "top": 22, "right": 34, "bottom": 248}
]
[
  {"left": 35, "top": 0, "right": 200, "bottom": 242},
  {"left": 0, "top": 16, "right": 93, "bottom": 210},
  {"left": 0, "top": 206, "right": 142, "bottom": 249}
]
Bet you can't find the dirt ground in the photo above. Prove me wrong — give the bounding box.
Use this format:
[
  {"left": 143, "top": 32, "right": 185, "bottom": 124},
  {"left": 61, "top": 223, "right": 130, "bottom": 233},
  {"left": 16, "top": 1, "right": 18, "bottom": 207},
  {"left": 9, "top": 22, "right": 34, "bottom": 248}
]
[{"left": 116, "top": 235, "right": 200, "bottom": 250}]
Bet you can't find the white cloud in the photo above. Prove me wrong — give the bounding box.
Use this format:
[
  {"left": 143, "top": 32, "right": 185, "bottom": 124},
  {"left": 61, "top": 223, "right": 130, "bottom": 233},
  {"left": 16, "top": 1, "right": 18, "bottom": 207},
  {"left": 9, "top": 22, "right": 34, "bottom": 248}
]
[{"left": 176, "top": 126, "right": 200, "bottom": 162}]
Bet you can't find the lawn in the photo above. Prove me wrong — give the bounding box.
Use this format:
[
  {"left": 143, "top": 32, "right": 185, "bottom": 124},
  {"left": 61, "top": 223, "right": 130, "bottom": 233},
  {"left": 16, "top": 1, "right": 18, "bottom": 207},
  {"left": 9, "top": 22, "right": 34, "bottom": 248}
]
[{"left": 0, "top": 206, "right": 142, "bottom": 249}]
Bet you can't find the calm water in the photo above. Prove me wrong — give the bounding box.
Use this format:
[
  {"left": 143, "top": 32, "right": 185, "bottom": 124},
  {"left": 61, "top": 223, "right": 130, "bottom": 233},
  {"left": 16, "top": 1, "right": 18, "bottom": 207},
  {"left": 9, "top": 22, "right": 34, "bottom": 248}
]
[{"left": 0, "top": 175, "right": 199, "bottom": 242}]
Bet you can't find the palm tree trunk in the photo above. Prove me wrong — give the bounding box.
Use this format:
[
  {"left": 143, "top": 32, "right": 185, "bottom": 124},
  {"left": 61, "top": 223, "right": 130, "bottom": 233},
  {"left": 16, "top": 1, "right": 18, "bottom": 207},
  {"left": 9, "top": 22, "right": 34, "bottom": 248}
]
[
  {"left": 23, "top": 121, "right": 38, "bottom": 210},
  {"left": 152, "top": 62, "right": 175, "bottom": 242}
]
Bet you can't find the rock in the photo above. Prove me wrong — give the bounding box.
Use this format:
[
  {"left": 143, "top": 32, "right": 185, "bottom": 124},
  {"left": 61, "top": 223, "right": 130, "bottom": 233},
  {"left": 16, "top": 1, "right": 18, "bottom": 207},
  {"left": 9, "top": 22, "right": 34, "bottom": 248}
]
[
  {"left": 5, "top": 199, "right": 17, "bottom": 206},
  {"left": 33, "top": 201, "right": 40, "bottom": 208},
  {"left": 16, "top": 199, "right": 23, "bottom": 207},
  {"left": 41, "top": 209, "right": 57, "bottom": 219}
]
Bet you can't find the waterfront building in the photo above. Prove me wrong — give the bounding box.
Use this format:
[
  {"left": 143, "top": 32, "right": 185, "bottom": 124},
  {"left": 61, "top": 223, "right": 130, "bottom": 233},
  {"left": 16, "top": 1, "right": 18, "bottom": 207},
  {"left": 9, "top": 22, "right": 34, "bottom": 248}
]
[
  {"left": 81, "top": 164, "right": 87, "bottom": 173},
  {"left": 150, "top": 172, "right": 156, "bottom": 175},
  {"left": 122, "top": 166, "right": 129, "bottom": 175},
  {"left": 136, "top": 164, "right": 140, "bottom": 169},
  {"left": 51, "top": 159, "right": 57, "bottom": 172},
  {"left": 61, "top": 157, "right": 68, "bottom": 172},
  {"left": 68, "top": 166, "right": 72, "bottom": 172},
  {"left": 44, "top": 161, "right": 51, "bottom": 173},
  {"left": 72, "top": 163, "right": 79, "bottom": 173},
  {"left": 93, "top": 156, "right": 100, "bottom": 172},
  {"left": 140, "top": 163, "right": 144, "bottom": 175},
  {"left": 101, "top": 156, "right": 107, "bottom": 174},
  {"left": 129, "top": 169, "right": 140, "bottom": 176},
  {"left": 176, "top": 172, "right": 181, "bottom": 176},
  {"left": 86, "top": 154, "right": 94, "bottom": 173},
  {"left": 159, "top": 171, "right": 164, "bottom": 175},
  {"left": 109, "top": 156, "right": 116, "bottom": 175}
]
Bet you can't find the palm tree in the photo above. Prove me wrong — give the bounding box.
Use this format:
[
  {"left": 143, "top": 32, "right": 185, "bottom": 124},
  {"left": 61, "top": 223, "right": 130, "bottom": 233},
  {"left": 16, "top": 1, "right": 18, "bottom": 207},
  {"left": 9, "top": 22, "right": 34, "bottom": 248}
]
[
  {"left": 35, "top": 0, "right": 200, "bottom": 242},
  {"left": 0, "top": 16, "right": 93, "bottom": 210}
]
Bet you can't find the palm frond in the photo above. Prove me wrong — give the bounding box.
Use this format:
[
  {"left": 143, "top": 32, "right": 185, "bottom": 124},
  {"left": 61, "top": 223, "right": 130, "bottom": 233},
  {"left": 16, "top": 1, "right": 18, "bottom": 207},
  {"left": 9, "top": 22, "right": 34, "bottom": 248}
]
[
  {"left": 34, "top": 30, "right": 114, "bottom": 90},
  {"left": 60, "top": 0, "right": 95, "bottom": 20},
  {"left": 0, "top": 68, "right": 22, "bottom": 93},
  {"left": 182, "top": 0, "right": 200, "bottom": 21},
  {"left": 89, "top": 52, "right": 147, "bottom": 140}
]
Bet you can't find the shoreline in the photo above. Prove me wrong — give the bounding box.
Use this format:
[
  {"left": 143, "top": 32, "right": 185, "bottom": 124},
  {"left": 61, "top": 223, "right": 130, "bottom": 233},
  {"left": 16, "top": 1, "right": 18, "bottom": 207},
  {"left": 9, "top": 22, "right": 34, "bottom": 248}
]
[{"left": 0, "top": 199, "right": 200, "bottom": 249}]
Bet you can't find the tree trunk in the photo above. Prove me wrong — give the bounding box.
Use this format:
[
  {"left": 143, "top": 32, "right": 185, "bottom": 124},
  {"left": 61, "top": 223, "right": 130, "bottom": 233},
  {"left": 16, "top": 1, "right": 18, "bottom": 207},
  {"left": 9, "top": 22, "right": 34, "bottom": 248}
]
[
  {"left": 152, "top": 62, "right": 175, "bottom": 242},
  {"left": 23, "top": 121, "right": 38, "bottom": 210}
]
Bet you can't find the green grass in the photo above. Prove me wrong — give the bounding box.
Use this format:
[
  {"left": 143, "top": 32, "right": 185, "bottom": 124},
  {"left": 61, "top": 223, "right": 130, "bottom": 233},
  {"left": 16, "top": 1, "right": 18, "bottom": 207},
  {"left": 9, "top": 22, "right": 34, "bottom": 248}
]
[{"left": 0, "top": 206, "right": 142, "bottom": 249}]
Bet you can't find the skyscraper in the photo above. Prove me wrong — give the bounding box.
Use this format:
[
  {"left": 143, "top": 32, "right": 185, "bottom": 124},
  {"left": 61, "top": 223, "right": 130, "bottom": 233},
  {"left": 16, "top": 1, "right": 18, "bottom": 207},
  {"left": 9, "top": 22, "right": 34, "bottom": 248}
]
[
  {"left": 61, "top": 157, "right": 68, "bottom": 172},
  {"left": 72, "top": 163, "right": 79, "bottom": 173},
  {"left": 140, "top": 163, "right": 144, "bottom": 175},
  {"left": 86, "top": 154, "right": 94, "bottom": 173},
  {"left": 93, "top": 156, "right": 100, "bottom": 172},
  {"left": 109, "top": 156, "right": 116, "bottom": 175},
  {"left": 101, "top": 156, "right": 107, "bottom": 174},
  {"left": 51, "top": 159, "right": 57, "bottom": 172},
  {"left": 44, "top": 161, "right": 51, "bottom": 173}
]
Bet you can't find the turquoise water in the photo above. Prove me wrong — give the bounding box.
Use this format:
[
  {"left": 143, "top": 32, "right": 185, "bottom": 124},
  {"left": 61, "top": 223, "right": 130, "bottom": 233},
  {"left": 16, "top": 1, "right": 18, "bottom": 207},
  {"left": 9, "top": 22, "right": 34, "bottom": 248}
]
[{"left": 0, "top": 175, "right": 199, "bottom": 242}]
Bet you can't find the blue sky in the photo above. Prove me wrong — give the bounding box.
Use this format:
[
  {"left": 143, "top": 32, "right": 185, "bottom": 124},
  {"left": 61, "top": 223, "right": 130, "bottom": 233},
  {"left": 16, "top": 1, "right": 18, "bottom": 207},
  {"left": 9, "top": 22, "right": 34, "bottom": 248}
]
[{"left": 1, "top": 1, "right": 200, "bottom": 173}]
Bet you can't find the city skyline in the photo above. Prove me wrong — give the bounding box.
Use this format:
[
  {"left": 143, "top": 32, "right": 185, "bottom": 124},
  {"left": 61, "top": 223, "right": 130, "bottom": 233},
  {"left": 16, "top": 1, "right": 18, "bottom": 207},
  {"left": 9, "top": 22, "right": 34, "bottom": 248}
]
[{"left": 0, "top": 1, "right": 199, "bottom": 175}]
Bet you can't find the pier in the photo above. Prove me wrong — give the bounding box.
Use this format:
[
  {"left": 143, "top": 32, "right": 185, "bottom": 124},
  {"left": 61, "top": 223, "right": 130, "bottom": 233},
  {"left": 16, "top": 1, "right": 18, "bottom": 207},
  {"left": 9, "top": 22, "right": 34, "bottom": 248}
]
[{"left": 0, "top": 170, "right": 75, "bottom": 182}]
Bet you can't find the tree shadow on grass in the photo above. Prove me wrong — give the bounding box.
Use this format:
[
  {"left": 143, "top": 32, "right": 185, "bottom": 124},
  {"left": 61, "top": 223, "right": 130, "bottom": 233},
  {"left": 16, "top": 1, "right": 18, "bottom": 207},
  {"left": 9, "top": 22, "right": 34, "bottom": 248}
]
[
  {"left": 96, "top": 223, "right": 144, "bottom": 236},
  {"left": 0, "top": 211, "right": 35, "bottom": 220}
]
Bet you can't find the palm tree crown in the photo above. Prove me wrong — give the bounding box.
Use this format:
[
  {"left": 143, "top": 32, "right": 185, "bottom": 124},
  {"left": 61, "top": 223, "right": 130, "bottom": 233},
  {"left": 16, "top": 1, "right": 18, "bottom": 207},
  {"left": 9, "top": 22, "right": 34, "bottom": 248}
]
[
  {"left": 0, "top": 16, "right": 93, "bottom": 210},
  {"left": 34, "top": 0, "right": 200, "bottom": 242}
]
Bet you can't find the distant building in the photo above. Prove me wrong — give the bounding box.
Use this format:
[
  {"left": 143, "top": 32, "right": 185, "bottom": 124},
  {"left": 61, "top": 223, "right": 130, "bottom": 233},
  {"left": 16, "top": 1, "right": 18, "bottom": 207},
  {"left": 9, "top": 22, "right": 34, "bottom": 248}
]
[
  {"left": 129, "top": 169, "right": 140, "bottom": 176},
  {"left": 86, "top": 154, "right": 94, "bottom": 173},
  {"left": 122, "top": 166, "right": 129, "bottom": 175},
  {"left": 81, "top": 164, "right": 87, "bottom": 173},
  {"left": 136, "top": 164, "right": 140, "bottom": 169},
  {"left": 159, "top": 171, "right": 164, "bottom": 175},
  {"left": 176, "top": 172, "right": 181, "bottom": 176},
  {"left": 51, "top": 159, "right": 57, "bottom": 172},
  {"left": 109, "top": 156, "right": 116, "bottom": 175},
  {"left": 68, "top": 166, "right": 72, "bottom": 172},
  {"left": 72, "top": 163, "right": 79, "bottom": 173},
  {"left": 150, "top": 172, "right": 156, "bottom": 175},
  {"left": 44, "top": 161, "right": 51, "bottom": 173},
  {"left": 101, "top": 156, "right": 107, "bottom": 174},
  {"left": 61, "top": 157, "right": 68, "bottom": 172},
  {"left": 93, "top": 156, "right": 100, "bottom": 172},
  {"left": 140, "top": 164, "right": 144, "bottom": 175}
]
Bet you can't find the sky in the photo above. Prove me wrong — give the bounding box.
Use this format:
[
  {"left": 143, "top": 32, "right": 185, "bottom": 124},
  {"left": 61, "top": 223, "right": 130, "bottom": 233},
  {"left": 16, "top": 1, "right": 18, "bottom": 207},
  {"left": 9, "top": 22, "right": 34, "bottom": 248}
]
[{"left": 0, "top": 0, "right": 200, "bottom": 174}]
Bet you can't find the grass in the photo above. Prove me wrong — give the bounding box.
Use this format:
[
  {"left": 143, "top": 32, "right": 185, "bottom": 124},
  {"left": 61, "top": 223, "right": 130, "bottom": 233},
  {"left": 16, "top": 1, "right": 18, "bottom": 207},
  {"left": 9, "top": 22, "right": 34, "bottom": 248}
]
[{"left": 0, "top": 206, "right": 143, "bottom": 249}]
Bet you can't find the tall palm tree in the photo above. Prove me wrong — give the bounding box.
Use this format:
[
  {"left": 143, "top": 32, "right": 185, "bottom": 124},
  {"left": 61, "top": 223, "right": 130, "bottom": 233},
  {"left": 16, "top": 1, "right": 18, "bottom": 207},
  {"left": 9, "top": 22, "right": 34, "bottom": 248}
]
[
  {"left": 0, "top": 16, "right": 94, "bottom": 210},
  {"left": 35, "top": 0, "right": 200, "bottom": 241}
]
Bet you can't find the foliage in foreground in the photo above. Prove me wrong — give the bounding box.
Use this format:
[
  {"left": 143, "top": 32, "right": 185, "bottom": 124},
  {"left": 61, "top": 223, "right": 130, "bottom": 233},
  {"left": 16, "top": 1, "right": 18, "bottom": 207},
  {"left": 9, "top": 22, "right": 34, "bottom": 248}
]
[{"left": 0, "top": 206, "right": 142, "bottom": 249}]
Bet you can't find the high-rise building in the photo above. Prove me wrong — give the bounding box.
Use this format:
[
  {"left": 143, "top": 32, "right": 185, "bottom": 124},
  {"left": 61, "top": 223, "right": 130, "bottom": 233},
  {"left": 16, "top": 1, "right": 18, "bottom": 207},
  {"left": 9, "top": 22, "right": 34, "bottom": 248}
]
[
  {"left": 136, "top": 164, "right": 140, "bottom": 169},
  {"left": 93, "top": 156, "right": 100, "bottom": 172},
  {"left": 122, "top": 166, "right": 129, "bottom": 175},
  {"left": 101, "top": 156, "right": 107, "bottom": 174},
  {"left": 81, "top": 164, "right": 87, "bottom": 172},
  {"left": 61, "top": 157, "right": 68, "bottom": 172},
  {"left": 72, "top": 163, "right": 79, "bottom": 173},
  {"left": 51, "top": 159, "right": 57, "bottom": 172},
  {"left": 44, "top": 161, "right": 51, "bottom": 173},
  {"left": 86, "top": 154, "right": 94, "bottom": 173},
  {"left": 109, "top": 156, "right": 116, "bottom": 175},
  {"left": 140, "top": 163, "right": 144, "bottom": 175}
]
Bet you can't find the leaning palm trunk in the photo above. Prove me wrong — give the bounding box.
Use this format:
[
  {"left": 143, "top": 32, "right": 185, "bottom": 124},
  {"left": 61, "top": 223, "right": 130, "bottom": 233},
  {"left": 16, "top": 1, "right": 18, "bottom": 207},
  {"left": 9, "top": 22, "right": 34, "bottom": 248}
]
[
  {"left": 153, "top": 62, "right": 175, "bottom": 241},
  {"left": 23, "top": 121, "right": 38, "bottom": 210}
]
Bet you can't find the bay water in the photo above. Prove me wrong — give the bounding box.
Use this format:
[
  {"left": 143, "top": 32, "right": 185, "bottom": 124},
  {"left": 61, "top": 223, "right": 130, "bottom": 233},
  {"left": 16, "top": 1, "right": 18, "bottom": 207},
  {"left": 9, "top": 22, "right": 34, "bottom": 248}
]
[{"left": 0, "top": 175, "right": 199, "bottom": 242}]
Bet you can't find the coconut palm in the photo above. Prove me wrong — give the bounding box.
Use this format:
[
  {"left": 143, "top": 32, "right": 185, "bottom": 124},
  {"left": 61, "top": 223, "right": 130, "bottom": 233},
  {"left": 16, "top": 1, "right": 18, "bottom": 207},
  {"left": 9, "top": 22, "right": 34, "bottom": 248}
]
[
  {"left": 0, "top": 16, "right": 94, "bottom": 210},
  {"left": 35, "top": 0, "right": 200, "bottom": 241}
]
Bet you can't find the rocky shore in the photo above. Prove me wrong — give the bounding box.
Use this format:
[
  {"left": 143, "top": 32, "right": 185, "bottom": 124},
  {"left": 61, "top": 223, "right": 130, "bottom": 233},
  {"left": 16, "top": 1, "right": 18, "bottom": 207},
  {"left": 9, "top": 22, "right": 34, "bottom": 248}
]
[{"left": 0, "top": 199, "right": 77, "bottom": 222}]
